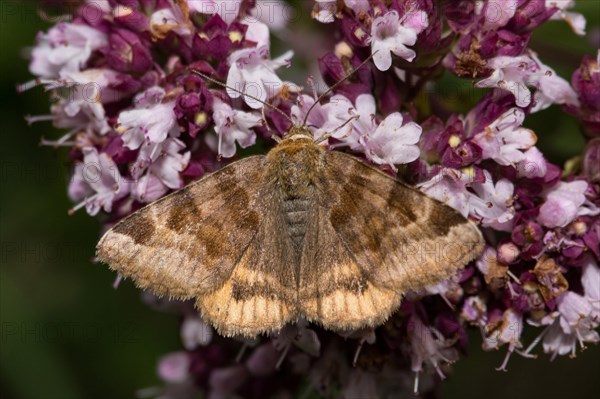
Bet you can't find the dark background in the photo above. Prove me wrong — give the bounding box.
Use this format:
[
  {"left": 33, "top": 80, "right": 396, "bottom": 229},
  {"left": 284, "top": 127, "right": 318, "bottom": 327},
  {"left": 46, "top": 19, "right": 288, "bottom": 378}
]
[{"left": 1, "top": 1, "right": 599, "bottom": 398}]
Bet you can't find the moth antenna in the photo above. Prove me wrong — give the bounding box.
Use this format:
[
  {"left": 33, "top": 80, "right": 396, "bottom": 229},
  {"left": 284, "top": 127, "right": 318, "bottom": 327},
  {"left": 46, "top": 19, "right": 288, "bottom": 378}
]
[
  {"left": 313, "top": 114, "right": 360, "bottom": 145},
  {"left": 302, "top": 51, "right": 376, "bottom": 126},
  {"left": 190, "top": 69, "right": 294, "bottom": 126}
]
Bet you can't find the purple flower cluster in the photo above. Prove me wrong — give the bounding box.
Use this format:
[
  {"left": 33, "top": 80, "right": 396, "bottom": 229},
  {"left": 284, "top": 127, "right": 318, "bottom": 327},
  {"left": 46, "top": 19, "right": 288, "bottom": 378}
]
[{"left": 23, "top": 1, "right": 599, "bottom": 397}]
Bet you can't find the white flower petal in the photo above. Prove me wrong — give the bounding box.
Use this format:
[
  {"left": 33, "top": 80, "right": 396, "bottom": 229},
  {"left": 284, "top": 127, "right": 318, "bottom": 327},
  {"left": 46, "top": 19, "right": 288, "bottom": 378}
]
[
  {"left": 372, "top": 42, "right": 393, "bottom": 71},
  {"left": 355, "top": 93, "right": 377, "bottom": 117}
]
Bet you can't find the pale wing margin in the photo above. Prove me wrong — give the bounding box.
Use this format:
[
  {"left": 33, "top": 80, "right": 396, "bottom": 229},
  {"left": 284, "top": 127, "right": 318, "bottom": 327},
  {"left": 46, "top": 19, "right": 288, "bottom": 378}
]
[
  {"left": 96, "top": 155, "right": 266, "bottom": 300},
  {"left": 298, "top": 202, "right": 403, "bottom": 332},
  {"left": 323, "top": 151, "right": 485, "bottom": 295},
  {"left": 197, "top": 198, "right": 300, "bottom": 337}
]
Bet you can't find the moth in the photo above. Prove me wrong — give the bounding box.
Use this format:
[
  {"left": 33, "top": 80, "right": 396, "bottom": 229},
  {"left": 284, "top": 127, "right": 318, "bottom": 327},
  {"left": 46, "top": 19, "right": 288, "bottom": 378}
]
[{"left": 97, "top": 60, "right": 485, "bottom": 338}]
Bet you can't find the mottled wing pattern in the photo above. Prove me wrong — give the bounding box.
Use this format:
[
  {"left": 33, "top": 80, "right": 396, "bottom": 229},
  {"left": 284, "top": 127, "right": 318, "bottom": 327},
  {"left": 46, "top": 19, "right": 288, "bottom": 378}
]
[
  {"left": 98, "top": 142, "right": 485, "bottom": 336},
  {"left": 298, "top": 151, "right": 484, "bottom": 331},
  {"left": 323, "top": 151, "right": 484, "bottom": 295},
  {"left": 299, "top": 203, "right": 402, "bottom": 331},
  {"left": 97, "top": 156, "right": 266, "bottom": 299},
  {"left": 97, "top": 155, "right": 299, "bottom": 337},
  {"left": 197, "top": 193, "right": 299, "bottom": 336}
]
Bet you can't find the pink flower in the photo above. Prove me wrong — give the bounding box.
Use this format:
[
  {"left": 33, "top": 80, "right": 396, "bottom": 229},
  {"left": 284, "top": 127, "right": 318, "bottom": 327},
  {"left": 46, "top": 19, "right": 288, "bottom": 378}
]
[
  {"left": 540, "top": 291, "right": 599, "bottom": 357},
  {"left": 420, "top": 168, "right": 514, "bottom": 229},
  {"left": 565, "top": 53, "right": 600, "bottom": 134},
  {"left": 302, "top": 92, "right": 422, "bottom": 166},
  {"left": 476, "top": 52, "right": 578, "bottom": 110},
  {"left": 158, "top": 351, "right": 191, "bottom": 383},
  {"left": 88, "top": 0, "right": 110, "bottom": 13},
  {"left": 540, "top": 322, "right": 577, "bottom": 357},
  {"left": 296, "top": 93, "right": 373, "bottom": 151},
  {"left": 131, "top": 174, "right": 169, "bottom": 204},
  {"left": 528, "top": 256, "right": 599, "bottom": 359},
  {"left": 226, "top": 46, "right": 294, "bottom": 108},
  {"left": 582, "top": 255, "right": 600, "bottom": 312},
  {"left": 209, "top": 98, "right": 262, "bottom": 158},
  {"left": 148, "top": 138, "right": 191, "bottom": 190},
  {"left": 57, "top": 68, "right": 126, "bottom": 133},
  {"left": 118, "top": 87, "right": 178, "bottom": 149},
  {"left": 480, "top": 0, "right": 518, "bottom": 30},
  {"left": 546, "top": 0, "right": 586, "bottom": 35},
  {"left": 244, "top": 20, "right": 271, "bottom": 48},
  {"left": 370, "top": 10, "right": 428, "bottom": 71},
  {"left": 559, "top": 286, "right": 596, "bottom": 329},
  {"left": 473, "top": 108, "right": 537, "bottom": 166},
  {"left": 291, "top": 94, "right": 348, "bottom": 140},
  {"left": 422, "top": 276, "right": 464, "bottom": 307},
  {"left": 131, "top": 138, "right": 191, "bottom": 201},
  {"left": 516, "top": 146, "right": 548, "bottom": 179},
  {"left": 25, "top": 68, "right": 126, "bottom": 143},
  {"left": 475, "top": 55, "right": 537, "bottom": 107},
  {"left": 150, "top": 3, "right": 193, "bottom": 38},
  {"left": 49, "top": 99, "right": 110, "bottom": 138},
  {"left": 583, "top": 140, "right": 600, "bottom": 188},
  {"left": 181, "top": 316, "right": 213, "bottom": 350},
  {"left": 362, "top": 112, "right": 422, "bottom": 168},
  {"left": 529, "top": 52, "right": 579, "bottom": 112},
  {"left": 419, "top": 168, "right": 477, "bottom": 217},
  {"left": 68, "top": 147, "right": 129, "bottom": 216},
  {"left": 407, "top": 315, "right": 458, "bottom": 387},
  {"left": 497, "top": 241, "right": 520, "bottom": 264},
  {"left": 482, "top": 309, "right": 523, "bottom": 371},
  {"left": 312, "top": 0, "right": 337, "bottom": 23},
  {"left": 343, "top": 0, "right": 369, "bottom": 15},
  {"left": 483, "top": 309, "right": 523, "bottom": 351},
  {"left": 471, "top": 171, "right": 515, "bottom": 230},
  {"left": 331, "top": 93, "right": 375, "bottom": 151},
  {"left": 30, "top": 22, "right": 107, "bottom": 78},
  {"left": 461, "top": 296, "right": 488, "bottom": 326},
  {"left": 538, "top": 181, "right": 599, "bottom": 228}
]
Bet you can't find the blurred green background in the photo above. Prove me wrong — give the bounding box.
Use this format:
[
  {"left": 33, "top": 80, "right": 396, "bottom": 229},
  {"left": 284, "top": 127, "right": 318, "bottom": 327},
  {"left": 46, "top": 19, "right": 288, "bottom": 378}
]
[{"left": 1, "top": 1, "right": 599, "bottom": 398}]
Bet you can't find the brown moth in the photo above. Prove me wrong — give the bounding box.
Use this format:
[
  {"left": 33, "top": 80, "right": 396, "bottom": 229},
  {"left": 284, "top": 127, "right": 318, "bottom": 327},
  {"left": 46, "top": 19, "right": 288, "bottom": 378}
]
[{"left": 97, "top": 64, "right": 485, "bottom": 338}]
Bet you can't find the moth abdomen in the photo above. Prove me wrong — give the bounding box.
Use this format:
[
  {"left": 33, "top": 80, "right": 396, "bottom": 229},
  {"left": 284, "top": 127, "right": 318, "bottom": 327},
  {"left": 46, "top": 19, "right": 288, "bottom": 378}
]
[{"left": 282, "top": 197, "right": 310, "bottom": 248}]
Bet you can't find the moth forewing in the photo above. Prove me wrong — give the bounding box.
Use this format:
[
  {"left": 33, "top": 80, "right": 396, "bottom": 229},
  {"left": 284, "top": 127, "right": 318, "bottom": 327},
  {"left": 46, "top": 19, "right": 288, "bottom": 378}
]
[{"left": 96, "top": 156, "right": 268, "bottom": 302}]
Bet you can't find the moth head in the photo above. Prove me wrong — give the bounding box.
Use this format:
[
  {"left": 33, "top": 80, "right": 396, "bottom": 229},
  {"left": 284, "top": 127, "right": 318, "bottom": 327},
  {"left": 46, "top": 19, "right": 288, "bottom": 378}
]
[{"left": 285, "top": 125, "right": 313, "bottom": 141}]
